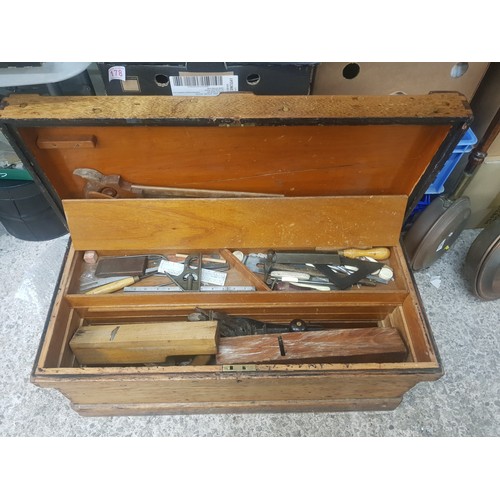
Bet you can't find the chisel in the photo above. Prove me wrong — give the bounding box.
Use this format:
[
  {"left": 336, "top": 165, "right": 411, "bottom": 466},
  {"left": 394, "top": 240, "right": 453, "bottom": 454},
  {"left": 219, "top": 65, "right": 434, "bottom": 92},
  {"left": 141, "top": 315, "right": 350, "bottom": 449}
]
[
  {"left": 85, "top": 276, "right": 142, "bottom": 295},
  {"left": 85, "top": 270, "right": 158, "bottom": 295}
]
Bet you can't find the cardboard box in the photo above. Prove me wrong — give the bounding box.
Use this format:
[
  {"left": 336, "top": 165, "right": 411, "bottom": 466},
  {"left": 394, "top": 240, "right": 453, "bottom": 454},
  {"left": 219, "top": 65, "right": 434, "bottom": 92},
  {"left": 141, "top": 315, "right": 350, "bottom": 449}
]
[
  {"left": 313, "top": 62, "right": 489, "bottom": 100},
  {"left": 99, "top": 62, "right": 316, "bottom": 96}
]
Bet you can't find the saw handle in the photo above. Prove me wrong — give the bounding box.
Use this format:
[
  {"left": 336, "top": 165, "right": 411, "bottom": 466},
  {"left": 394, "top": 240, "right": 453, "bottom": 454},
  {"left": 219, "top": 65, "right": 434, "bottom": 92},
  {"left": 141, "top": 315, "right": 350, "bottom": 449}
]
[{"left": 339, "top": 247, "right": 391, "bottom": 260}]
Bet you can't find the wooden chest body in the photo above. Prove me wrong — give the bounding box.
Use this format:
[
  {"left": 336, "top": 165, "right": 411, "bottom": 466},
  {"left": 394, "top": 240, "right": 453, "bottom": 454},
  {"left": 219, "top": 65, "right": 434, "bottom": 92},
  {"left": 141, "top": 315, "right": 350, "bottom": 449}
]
[{"left": 0, "top": 93, "right": 472, "bottom": 416}]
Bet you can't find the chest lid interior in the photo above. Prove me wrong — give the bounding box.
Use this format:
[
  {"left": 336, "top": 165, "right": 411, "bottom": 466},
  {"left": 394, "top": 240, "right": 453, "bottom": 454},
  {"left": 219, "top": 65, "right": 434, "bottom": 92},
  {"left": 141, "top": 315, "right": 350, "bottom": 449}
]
[{"left": 0, "top": 93, "right": 472, "bottom": 250}]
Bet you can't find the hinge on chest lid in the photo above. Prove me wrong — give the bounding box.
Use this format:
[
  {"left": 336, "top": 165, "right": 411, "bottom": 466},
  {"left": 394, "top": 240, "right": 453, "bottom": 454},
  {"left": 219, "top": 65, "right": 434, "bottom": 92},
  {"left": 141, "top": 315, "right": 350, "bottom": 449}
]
[{"left": 222, "top": 364, "right": 257, "bottom": 372}]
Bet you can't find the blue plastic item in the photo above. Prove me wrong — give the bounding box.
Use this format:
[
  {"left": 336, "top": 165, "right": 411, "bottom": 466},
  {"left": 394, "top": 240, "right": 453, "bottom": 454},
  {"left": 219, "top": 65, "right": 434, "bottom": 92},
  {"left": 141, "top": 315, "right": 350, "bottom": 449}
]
[
  {"left": 415, "top": 194, "right": 434, "bottom": 213},
  {"left": 404, "top": 193, "right": 437, "bottom": 229},
  {"left": 426, "top": 127, "right": 477, "bottom": 194}
]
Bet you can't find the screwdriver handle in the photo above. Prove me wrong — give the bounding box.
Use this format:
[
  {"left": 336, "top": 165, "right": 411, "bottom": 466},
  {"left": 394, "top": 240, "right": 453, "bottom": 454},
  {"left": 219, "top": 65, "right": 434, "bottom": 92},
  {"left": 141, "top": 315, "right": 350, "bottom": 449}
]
[
  {"left": 85, "top": 276, "right": 139, "bottom": 295},
  {"left": 339, "top": 247, "right": 391, "bottom": 260},
  {"left": 289, "top": 282, "right": 332, "bottom": 291}
]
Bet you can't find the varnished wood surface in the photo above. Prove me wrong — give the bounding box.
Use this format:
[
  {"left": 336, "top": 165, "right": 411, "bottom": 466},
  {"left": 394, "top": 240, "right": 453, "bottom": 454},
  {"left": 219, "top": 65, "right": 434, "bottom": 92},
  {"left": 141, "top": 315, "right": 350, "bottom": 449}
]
[
  {"left": 216, "top": 327, "right": 407, "bottom": 364},
  {"left": 0, "top": 93, "right": 471, "bottom": 122},
  {"left": 65, "top": 292, "right": 408, "bottom": 310},
  {"left": 4, "top": 93, "right": 470, "bottom": 204},
  {"left": 18, "top": 124, "right": 450, "bottom": 200},
  {"left": 36, "top": 133, "right": 97, "bottom": 149},
  {"left": 63, "top": 196, "right": 407, "bottom": 251}
]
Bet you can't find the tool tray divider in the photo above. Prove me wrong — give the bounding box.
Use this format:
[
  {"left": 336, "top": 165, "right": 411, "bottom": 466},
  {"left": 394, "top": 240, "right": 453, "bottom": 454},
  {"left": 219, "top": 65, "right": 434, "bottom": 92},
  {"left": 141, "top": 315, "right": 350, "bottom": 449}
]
[{"left": 63, "top": 244, "right": 410, "bottom": 298}]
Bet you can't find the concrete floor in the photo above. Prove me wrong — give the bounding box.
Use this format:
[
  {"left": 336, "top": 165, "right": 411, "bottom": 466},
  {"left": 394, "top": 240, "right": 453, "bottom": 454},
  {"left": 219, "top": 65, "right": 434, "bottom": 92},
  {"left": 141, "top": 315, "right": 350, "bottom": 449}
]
[{"left": 0, "top": 224, "right": 498, "bottom": 436}]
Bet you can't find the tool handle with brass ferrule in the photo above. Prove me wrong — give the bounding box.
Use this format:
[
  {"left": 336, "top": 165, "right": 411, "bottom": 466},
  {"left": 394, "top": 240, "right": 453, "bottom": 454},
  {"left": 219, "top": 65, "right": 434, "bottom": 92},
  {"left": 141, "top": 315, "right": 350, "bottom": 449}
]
[
  {"left": 339, "top": 247, "right": 391, "bottom": 260},
  {"left": 85, "top": 276, "right": 140, "bottom": 295}
]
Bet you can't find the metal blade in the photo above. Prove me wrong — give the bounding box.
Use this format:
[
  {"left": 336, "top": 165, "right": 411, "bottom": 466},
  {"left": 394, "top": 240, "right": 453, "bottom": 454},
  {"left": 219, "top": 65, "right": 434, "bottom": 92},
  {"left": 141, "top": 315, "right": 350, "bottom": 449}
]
[{"left": 272, "top": 252, "right": 342, "bottom": 265}]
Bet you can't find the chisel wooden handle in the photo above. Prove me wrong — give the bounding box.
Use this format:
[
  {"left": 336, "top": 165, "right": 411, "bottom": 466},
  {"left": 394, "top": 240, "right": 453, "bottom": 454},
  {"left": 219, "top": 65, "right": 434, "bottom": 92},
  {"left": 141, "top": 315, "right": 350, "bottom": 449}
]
[
  {"left": 85, "top": 276, "right": 139, "bottom": 295},
  {"left": 339, "top": 247, "right": 391, "bottom": 260}
]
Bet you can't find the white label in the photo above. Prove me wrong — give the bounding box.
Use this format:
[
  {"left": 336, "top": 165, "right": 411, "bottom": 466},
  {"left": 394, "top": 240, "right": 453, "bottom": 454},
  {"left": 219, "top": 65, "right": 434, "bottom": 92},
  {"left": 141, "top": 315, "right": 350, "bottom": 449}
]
[
  {"left": 170, "top": 74, "right": 238, "bottom": 96},
  {"left": 201, "top": 269, "right": 227, "bottom": 286},
  {"left": 158, "top": 260, "right": 184, "bottom": 276},
  {"left": 108, "top": 66, "right": 126, "bottom": 81}
]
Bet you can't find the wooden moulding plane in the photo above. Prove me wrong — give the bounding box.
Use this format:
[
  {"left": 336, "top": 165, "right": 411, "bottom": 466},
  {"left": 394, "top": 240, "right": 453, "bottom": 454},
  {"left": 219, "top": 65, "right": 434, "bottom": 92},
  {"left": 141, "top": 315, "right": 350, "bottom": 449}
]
[
  {"left": 70, "top": 321, "right": 219, "bottom": 365},
  {"left": 217, "top": 327, "right": 407, "bottom": 365}
]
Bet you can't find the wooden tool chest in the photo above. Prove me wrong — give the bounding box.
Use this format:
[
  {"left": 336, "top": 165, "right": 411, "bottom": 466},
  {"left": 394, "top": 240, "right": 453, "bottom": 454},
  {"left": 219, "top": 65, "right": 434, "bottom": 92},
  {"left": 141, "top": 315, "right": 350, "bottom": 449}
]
[{"left": 0, "top": 92, "right": 472, "bottom": 416}]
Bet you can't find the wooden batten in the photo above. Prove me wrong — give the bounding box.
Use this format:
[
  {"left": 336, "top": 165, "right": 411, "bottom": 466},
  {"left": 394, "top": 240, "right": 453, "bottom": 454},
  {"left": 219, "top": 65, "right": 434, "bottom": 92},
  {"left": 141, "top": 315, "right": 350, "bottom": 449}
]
[
  {"left": 36, "top": 133, "right": 97, "bottom": 149},
  {"left": 63, "top": 195, "right": 407, "bottom": 251}
]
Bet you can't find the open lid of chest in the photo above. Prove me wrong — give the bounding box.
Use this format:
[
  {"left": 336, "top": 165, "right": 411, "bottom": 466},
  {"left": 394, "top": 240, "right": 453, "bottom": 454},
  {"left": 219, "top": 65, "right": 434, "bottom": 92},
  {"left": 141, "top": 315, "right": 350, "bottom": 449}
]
[{"left": 0, "top": 92, "right": 472, "bottom": 251}]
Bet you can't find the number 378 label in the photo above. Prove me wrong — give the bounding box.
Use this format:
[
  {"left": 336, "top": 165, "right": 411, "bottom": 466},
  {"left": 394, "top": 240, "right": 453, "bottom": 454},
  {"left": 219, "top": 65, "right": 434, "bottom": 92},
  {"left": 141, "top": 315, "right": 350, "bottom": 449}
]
[{"left": 108, "top": 66, "right": 126, "bottom": 81}]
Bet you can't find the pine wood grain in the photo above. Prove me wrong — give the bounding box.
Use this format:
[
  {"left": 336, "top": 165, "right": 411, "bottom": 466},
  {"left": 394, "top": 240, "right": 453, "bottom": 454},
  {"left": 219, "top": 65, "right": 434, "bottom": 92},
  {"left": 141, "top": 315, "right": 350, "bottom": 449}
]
[
  {"left": 32, "top": 371, "right": 439, "bottom": 406},
  {"left": 71, "top": 398, "right": 403, "bottom": 415},
  {"left": 34, "top": 361, "right": 441, "bottom": 377},
  {"left": 216, "top": 327, "right": 407, "bottom": 364},
  {"left": 0, "top": 93, "right": 471, "bottom": 122},
  {"left": 70, "top": 321, "right": 218, "bottom": 365}
]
